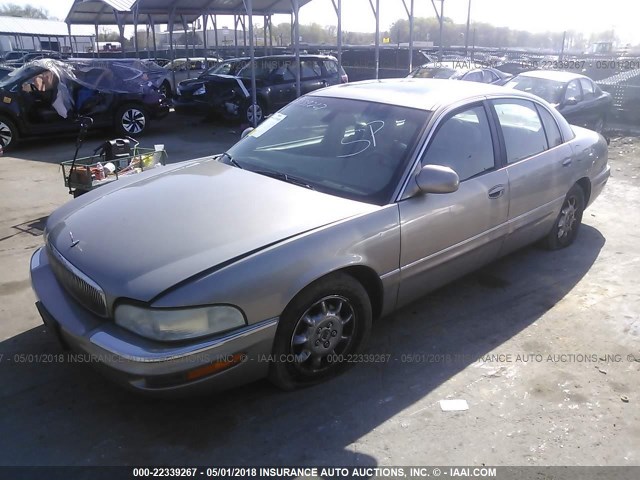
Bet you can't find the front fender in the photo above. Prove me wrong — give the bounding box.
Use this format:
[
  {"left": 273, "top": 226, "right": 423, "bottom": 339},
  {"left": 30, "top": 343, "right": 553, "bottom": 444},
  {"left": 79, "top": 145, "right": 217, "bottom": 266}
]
[{"left": 151, "top": 205, "right": 401, "bottom": 324}]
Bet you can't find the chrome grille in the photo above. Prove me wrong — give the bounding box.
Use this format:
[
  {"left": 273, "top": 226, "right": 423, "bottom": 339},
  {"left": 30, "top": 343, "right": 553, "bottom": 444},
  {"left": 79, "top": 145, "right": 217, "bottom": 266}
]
[{"left": 47, "top": 244, "right": 108, "bottom": 317}]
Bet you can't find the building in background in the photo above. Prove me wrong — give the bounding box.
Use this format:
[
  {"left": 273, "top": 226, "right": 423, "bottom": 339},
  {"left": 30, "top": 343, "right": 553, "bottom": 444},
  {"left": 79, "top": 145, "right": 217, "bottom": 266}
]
[{"left": 0, "top": 16, "right": 94, "bottom": 54}]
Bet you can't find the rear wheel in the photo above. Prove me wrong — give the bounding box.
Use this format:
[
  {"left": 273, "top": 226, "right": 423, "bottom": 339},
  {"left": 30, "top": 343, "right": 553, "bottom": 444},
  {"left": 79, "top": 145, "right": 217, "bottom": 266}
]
[
  {"left": 268, "top": 273, "right": 372, "bottom": 390},
  {"left": 115, "top": 104, "right": 149, "bottom": 136},
  {"left": 0, "top": 116, "right": 18, "bottom": 151},
  {"left": 543, "top": 184, "right": 585, "bottom": 250},
  {"left": 245, "top": 100, "right": 265, "bottom": 125}
]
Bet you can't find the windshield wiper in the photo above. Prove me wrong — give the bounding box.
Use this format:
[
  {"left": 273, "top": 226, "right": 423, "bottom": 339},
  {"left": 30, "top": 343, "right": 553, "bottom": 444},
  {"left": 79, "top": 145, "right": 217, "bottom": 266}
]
[
  {"left": 254, "top": 170, "right": 315, "bottom": 190},
  {"left": 218, "top": 151, "right": 243, "bottom": 169}
]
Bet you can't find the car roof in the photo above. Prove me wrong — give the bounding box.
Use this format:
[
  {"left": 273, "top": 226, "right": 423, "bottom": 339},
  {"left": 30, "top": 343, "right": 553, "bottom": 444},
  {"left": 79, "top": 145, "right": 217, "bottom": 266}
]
[
  {"left": 313, "top": 78, "right": 538, "bottom": 111},
  {"left": 515, "top": 70, "right": 589, "bottom": 82}
]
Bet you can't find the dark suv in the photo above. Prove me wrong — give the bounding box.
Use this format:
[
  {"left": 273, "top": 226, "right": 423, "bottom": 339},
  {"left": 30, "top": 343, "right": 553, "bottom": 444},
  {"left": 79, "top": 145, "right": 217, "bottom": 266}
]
[{"left": 174, "top": 54, "right": 347, "bottom": 123}]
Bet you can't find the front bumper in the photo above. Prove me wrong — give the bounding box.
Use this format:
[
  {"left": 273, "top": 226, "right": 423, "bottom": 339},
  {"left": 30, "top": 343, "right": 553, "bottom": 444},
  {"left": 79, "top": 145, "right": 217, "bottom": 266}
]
[
  {"left": 172, "top": 95, "right": 215, "bottom": 115},
  {"left": 29, "top": 246, "right": 278, "bottom": 395}
]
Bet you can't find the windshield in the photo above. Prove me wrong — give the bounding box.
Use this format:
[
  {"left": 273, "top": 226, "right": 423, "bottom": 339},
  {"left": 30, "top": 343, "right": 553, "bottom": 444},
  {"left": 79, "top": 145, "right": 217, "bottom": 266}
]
[
  {"left": 410, "top": 67, "right": 461, "bottom": 79},
  {"left": 226, "top": 96, "right": 429, "bottom": 205},
  {"left": 206, "top": 60, "right": 246, "bottom": 76},
  {"left": 0, "top": 64, "right": 41, "bottom": 88},
  {"left": 505, "top": 76, "right": 565, "bottom": 104}
]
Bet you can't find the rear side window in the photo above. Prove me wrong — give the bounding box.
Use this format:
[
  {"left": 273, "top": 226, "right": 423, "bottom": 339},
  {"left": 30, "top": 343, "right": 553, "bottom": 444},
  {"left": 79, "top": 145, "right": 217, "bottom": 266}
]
[
  {"left": 536, "top": 105, "right": 563, "bottom": 148},
  {"left": 421, "top": 105, "right": 495, "bottom": 181},
  {"left": 299, "top": 60, "right": 321, "bottom": 78},
  {"left": 483, "top": 70, "right": 499, "bottom": 83},
  {"left": 463, "top": 70, "right": 484, "bottom": 82},
  {"left": 492, "top": 100, "right": 548, "bottom": 163},
  {"left": 323, "top": 60, "right": 338, "bottom": 75}
]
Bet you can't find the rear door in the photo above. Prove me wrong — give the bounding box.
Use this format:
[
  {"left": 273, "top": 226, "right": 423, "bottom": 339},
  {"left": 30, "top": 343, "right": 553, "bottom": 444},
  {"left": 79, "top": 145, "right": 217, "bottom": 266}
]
[
  {"left": 490, "top": 98, "right": 573, "bottom": 255},
  {"left": 299, "top": 59, "right": 325, "bottom": 94},
  {"left": 397, "top": 102, "right": 510, "bottom": 306}
]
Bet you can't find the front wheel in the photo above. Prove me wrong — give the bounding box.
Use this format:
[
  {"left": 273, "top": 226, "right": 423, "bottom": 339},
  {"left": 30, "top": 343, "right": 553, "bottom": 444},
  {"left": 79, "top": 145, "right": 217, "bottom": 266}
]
[
  {"left": 115, "top": 104, "right": 149, "bottom": 136},
  {"left": 268, "top": 272, "right": 372, "bottom": 390},
  {"left": 0, "top": 116, "right": 19, "bottom": 151},
  {"left": 543, "top": 184, "right": 585, "bottom": 250}
]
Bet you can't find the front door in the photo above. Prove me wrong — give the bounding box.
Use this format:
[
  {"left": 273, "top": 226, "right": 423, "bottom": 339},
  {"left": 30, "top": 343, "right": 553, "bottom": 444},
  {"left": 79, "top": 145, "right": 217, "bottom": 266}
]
[{"left": 398, "top": 103, "right": 510, "bottom": 307}]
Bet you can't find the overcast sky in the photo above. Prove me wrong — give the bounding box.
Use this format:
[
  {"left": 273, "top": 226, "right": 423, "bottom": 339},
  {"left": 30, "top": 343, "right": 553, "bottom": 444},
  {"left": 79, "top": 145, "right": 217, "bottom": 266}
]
[{"left": 14, "top": 0, "right": 640, "bottom": 45}]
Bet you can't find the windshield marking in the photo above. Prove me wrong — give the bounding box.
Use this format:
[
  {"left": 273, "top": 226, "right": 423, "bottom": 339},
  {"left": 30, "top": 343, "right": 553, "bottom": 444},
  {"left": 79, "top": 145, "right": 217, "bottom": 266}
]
[{"left": 338, "top": 120, "right": 385, "bottom": 158}]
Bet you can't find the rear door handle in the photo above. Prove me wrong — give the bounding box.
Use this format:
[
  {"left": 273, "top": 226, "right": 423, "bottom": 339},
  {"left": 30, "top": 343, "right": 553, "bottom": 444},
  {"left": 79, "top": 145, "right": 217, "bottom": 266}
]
[
  {"left": 488, "top": 185, "right": 505, "bottom": 199},
  {"left": 562, "top": 157, "right": 573, "bottom": 167}
]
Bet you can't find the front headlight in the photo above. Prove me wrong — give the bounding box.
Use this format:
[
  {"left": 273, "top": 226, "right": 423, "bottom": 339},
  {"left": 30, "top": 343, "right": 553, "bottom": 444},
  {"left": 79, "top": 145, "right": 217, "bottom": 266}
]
[
  {"left": 114, "top": 304, "right": 246, "bottom": 341},
  {"left": 193, "top": 85, "right": 206, "bottom": 96}
]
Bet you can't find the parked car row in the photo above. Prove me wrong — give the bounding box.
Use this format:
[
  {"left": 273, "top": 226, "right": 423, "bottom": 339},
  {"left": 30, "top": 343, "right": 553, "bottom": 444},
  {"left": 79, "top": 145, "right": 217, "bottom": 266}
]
[{"left": 0, "top": 50, "right": 611, "bottom": 152}]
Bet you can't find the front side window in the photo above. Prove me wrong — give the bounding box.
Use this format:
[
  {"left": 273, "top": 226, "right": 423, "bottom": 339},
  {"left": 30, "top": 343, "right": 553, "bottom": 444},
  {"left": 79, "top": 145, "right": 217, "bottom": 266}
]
[
  {"left": 580, "top": 78, "right": 595, "bottom": 100},
  {"left": 564, "top": 80, "right": 582, "bottom": 104},
  {"left": 505, "top": 76, "right": 565, "bottom": 104},
  {"left": 493, "top": 100, "right": 548, "bottom": 163},
  {"left": 463, "top": 70, "right": 484, "bottom": 83},
  {"left": 421, "top": 105, "right": 495, "bottom": 181},
  {"left": 226, "top": 96, "right": 429, "bottom": 205}
]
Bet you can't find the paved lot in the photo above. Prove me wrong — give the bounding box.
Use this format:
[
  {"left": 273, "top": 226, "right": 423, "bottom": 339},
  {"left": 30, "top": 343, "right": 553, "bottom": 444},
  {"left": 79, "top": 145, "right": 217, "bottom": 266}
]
[{"left": 0, "top": 118, "right": 638, "bottom": 467}]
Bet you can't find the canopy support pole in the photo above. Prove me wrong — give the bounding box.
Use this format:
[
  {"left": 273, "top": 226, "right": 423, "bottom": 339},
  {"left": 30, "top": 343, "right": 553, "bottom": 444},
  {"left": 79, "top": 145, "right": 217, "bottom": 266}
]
[
  {"left": 243, "top": 0, "right": 257, "bottom": 126},
  {"left": 291, "top": 0, "right": 300, "bottom": 97},
  {"left": 132, "top": 2, "right": 140, "bottom": 58},
  {"left": 234, "top": 15, "right": 239, "bottom": 56},
  {"left": 66, "top": 23, "right": 74, "bottom": 56},
  {"left": 114, "top": 9, "right": 126, "bottom": 57},
  {"left": 203, "top": 15, "right": 209, "bottom": 64},
  {"left": 150, "top": 16, "right": 157, "bottom": 58},
  {"left": 212, "top": 15, "right": 219, "bottom": 50},
  {"left": 330, "top": 0, "right": 342, "bottom": 81},
  {"left": 400, "top": 0, "right": 414, "bottom": 73},
  {"left": 168, "top": 8, "right": 177, "bottom": 91},
  {"left": 94, "top": 24, "right": 100, "bottom": 57},
  {"left": 368, "top": 0, "right": 380, "bottom": 79}
]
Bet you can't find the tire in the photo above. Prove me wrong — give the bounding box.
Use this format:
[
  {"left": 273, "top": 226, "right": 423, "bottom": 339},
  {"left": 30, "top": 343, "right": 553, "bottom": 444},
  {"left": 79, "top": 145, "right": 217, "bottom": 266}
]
[
  {"left": 543, "top": 184, "right": 585, "bottom": 250},
  {"left": 0, "top": 115, "right": 19, "bottom": 151},
  {"left": 244, "top": 100, "right": 266, "bottom": 125},
  {"left": 268, "top": 272, "right": 372, "bottom": 390},
  {"left": 114, "top": 104, "right": 149, "bottom": 137}
]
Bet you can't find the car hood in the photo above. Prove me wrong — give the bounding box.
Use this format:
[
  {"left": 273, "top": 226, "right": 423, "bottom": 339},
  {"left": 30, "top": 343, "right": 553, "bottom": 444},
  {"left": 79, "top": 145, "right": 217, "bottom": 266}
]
[{"left": 46, "top": 159, "right": 377, "bottom": 303}]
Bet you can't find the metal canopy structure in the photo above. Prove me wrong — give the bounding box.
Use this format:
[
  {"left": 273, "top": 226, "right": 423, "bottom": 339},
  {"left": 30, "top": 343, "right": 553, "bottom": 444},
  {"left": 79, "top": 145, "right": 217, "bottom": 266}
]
[
  {"left": 65, "top": 0, "right": 313, "bottom": 25},
  {"left": 64, "top": 0, "right": 449, "bottom": 127}
]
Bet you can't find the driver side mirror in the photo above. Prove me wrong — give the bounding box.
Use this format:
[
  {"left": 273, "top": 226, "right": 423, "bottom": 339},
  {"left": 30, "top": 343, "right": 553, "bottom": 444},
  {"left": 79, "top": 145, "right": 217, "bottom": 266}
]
[{"left": 415, "top": 164, "right": 460, "bottom": 194}]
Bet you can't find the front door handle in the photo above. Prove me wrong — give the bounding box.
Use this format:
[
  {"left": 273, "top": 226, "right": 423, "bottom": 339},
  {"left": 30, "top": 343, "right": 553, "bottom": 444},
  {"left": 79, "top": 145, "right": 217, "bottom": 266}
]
[{"left": 488, "top": 185, "right": 505, "bottom": 199}]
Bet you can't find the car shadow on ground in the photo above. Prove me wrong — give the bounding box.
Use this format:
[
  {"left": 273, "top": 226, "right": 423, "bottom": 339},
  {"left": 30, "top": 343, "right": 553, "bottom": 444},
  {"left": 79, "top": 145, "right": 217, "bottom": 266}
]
[{"left": 0, "top": 226, "right": 605, "bottom": 466}]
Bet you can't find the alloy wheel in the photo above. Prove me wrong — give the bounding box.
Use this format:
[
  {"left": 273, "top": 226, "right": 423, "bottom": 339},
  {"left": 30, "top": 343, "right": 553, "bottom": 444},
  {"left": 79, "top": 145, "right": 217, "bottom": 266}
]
[
  {"left": 557, "top": 196, "right": 578, "bottom": 240},
  {"left": 246, "top": 103, "right": 263, "bottom": 124},
  {"left": 0, "top": 121, "right": 13, "bottom": 148},
  {"left": 290, "top": 295, "right": 356, "bottom": 374},
  {"left": 121, "top": 108, "right": 146, "bottom": 134}
]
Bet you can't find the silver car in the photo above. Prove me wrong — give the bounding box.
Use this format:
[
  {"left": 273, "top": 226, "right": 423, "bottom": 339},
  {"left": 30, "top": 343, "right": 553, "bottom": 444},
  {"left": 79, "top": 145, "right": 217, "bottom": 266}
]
[{"left": 30, "top": 79, "right": 610, "bottom": 394}]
